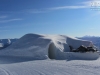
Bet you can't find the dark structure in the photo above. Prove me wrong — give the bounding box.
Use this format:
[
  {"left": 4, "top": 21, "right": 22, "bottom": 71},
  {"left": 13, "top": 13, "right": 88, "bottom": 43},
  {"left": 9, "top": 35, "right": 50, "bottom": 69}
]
[{"left": 69, "top": 45, "right": 98, "bottom": 52}]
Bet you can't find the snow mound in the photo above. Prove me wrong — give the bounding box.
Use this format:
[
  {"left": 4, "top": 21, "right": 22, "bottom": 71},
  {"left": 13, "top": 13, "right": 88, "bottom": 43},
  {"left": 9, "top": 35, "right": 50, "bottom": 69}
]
[{"left": 0, "top": 33, "right": 98, "bottom": 60}]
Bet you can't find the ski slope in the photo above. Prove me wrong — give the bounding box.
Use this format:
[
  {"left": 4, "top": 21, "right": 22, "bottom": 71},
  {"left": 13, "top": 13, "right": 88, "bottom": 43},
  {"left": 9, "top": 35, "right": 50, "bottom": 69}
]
[
  {"left": 0, "top": 33, "right": 100, "bottom": 75},
  {"left": 0, "top": 58, "right": 100, "bottom": 75}
]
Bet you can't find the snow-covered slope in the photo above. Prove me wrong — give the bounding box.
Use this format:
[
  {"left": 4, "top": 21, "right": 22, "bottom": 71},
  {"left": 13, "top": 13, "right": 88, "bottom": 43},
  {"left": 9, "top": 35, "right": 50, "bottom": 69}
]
[
  {"left": 0, "top": 58, "right": 100, "bottom": 75},
  {"left": 0, "top": 33, "right": 97, "bottom": 60}
]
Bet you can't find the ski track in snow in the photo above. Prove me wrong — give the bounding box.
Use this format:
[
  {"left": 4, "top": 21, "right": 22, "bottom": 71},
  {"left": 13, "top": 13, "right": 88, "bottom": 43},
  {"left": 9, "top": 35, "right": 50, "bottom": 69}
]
[
  {"left": 0, "top": 58, "right": 100, "bottom": 75},
  {"left": 0, "top": 68, "right": 10, "bottom": 75}
]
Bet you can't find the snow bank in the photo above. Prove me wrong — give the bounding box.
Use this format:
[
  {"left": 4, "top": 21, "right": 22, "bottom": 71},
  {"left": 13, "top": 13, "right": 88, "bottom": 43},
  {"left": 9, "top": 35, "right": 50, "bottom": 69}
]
[{"left": 0, "top": 33, "right": 98, "bottom": 60}]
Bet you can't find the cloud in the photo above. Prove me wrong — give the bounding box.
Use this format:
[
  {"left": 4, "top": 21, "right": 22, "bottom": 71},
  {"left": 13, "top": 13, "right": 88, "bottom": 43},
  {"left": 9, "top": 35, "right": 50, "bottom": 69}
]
[
  {"left": 0, "top": 5, "right": 89, "bottom": 14},
  {"left": 0, "top": 16, "right": 7, "bottom": 19},
  {"left": 48, "top": 6, "right": 88, "bottom": 10},
  {"left": 53, "top": 0, "right": 100, "bottom": 10},
  {"left": 83, "top": 0, "right": 100, "bottom": 17},
  {"left": 1, "top": 0, "right": 99, "bottom": 14},
  {"left": 27, "top": 9, "right": 48, "bottom": 13},
  {"left": 28, "top": 2, "right": 92, "bottom": 13},
  {"left": 28, "top": 0, "right": 100, "bottom": 13},
  {"left": 0, "top": 19, "right": 22, "bottom": 23},
  {"left": 0, "top": 0, "right": 98, "bottom": 14},
  {"left": 0, "top": 26, "right": 11, "bottom": 29},
  {"left": 0, "top": 30, "right": 9, "bottom": 32},
  {"left": 82, "top": 0, "right": 100, "bottom": 7},
  {"left": 28, "top": 5, "right": 88, "bottom": 14}
]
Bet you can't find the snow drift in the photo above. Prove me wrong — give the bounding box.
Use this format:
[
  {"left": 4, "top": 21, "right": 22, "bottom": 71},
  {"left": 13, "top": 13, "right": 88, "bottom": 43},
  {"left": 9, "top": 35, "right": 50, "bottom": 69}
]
[{"left": 0, "top": 33, "right": 99, "bottom": 60}]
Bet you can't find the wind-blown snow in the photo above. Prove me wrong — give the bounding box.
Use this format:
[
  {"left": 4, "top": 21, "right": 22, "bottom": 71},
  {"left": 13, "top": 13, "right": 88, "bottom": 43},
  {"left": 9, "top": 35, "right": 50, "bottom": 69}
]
[{"left": 0, "top": 33, "right": 100, "bottom": 75}]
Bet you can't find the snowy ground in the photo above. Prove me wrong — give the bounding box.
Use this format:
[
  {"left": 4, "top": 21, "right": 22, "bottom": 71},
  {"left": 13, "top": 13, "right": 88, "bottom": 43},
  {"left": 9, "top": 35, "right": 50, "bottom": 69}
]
[{"left": 0, "top": 56, "right": 100, "bottom": 75}]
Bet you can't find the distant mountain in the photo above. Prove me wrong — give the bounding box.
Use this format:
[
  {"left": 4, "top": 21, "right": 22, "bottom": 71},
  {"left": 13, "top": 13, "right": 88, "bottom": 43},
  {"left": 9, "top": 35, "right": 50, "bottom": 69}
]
[
  {"left": 77, "top": 36, "right": 100, "bottom": 49},
  {"left": 0, "top": 39, "right": 18, "bottom": 50}
]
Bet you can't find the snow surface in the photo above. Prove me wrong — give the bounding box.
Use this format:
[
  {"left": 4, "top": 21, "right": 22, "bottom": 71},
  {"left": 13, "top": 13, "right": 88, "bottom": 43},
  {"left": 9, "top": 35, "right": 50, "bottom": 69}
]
[
  {"left": 0, "top": 58, "right": 100, "bottom": 75},
  {"left": 0, "top": 43, "right": 4, "bottom": 47},
  {"left": 0, "top": 33, "right": 100, "bottom": 75}
]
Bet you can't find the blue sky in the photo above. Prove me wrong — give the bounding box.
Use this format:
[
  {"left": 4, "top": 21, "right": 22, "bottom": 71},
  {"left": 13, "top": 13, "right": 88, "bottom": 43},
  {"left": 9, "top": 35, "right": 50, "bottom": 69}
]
[{"left": 0, "top": 0, "right": 100, "bottom": 38}]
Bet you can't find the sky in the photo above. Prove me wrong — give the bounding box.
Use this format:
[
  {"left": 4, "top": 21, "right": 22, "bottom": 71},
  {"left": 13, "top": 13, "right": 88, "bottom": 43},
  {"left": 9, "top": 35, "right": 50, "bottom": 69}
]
[{"left": 0, "top": 0, "right": 100, "bottom": 38}]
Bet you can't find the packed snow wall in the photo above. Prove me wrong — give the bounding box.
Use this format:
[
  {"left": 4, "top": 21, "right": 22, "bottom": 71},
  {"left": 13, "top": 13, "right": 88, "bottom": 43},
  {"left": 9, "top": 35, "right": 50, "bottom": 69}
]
[{"left": 0, "top": 34, "right": 95, "bottom": 60}]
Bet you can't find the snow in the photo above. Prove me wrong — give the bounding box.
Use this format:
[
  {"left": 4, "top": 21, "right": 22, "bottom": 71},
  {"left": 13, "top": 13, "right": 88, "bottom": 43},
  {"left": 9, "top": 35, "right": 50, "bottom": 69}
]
[
  {"left": 0, "top": 59, "right": 100, "bottom": 75},
  {"left": 0, "top": 43, "right": 4, "bottom": 48},
  {"left": 0, "top": 33, "right": 95, "bottom": 60},
  {"left": 0, "top": 33, "right": 100, "bottom": 75}
]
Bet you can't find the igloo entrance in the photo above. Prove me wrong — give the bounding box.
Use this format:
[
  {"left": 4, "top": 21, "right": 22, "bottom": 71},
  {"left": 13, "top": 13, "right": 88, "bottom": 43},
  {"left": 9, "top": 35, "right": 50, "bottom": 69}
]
[{"left": 48, "top": 43, "right": 56, "bottom": 59}]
